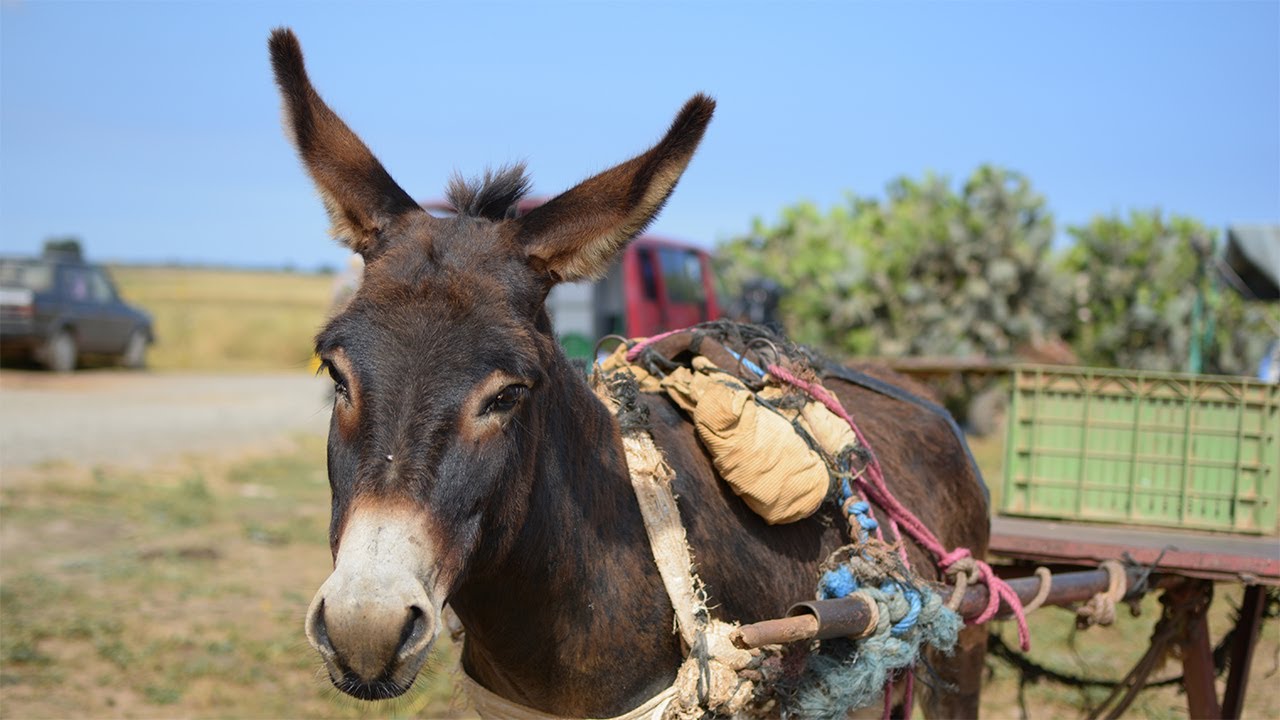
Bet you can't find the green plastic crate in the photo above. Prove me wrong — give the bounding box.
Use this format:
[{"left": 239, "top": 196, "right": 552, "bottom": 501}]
[{"left": 1001, "top": 365, "right": 1279, "bottom": 534}]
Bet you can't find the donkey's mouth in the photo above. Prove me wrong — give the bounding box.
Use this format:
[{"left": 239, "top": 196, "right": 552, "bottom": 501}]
[{"left": 333, "top": 669, "right": 418, "bottom": 702}]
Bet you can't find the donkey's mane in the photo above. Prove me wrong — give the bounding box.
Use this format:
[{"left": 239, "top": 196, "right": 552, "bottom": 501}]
[{"left": 446, "top": 164, "right": 532, "bottom": 221}]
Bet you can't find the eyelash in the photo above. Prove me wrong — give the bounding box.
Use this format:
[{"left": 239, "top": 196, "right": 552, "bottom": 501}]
[
  {"left": 482, "top": 384, "right": 528, "bottom": 415},
  {"left": 320, "top": 361, "right": 347, "bottom": 397}
]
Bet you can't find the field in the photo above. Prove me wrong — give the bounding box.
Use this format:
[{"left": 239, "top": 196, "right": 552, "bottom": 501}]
[
  {"left": 1, "top": 267, "right": 1277, "bottom": 718},
  {"left": 0, "top": 437, "right": 464, "bottom": 719},
  {"left": 109, "top": 265, "right": 335, "bottom": 372}
]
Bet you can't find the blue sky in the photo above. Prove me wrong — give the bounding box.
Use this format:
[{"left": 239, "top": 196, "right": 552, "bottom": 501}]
[{"left": 2, "top": 1, "right": 1277, "bottom": 270}]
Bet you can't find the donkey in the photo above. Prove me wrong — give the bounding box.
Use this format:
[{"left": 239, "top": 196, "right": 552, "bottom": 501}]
[{"left": 270, "top": 28, "right": 991, "bottom": 718}]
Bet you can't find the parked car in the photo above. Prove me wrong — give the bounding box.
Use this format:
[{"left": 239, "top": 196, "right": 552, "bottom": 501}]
[{"left": 0, "top": 246, "right": 154, "bottom": 372}]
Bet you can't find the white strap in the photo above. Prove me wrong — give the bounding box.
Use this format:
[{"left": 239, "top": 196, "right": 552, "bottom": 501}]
[{"left": 618, "top": 431, "right": 705, "bottom": 648}]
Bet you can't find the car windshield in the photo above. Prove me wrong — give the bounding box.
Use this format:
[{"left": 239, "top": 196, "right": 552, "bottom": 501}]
[{"left": 0, "top": 260, "right": 54, "bottom": 292}]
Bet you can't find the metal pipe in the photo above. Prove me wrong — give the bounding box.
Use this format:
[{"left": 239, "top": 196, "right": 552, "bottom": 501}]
[
  {"left": 954, "top": 565, "right": 1149, "bottom": 618},
  {"left": 733, "top": 614, "right": 818, "bottom": 649},
  {"left": 790, "top": 591, "right": 879, "bottom": 641},
  {"left": 731, "top": 565, "right": 1155, "bottom": 650}
]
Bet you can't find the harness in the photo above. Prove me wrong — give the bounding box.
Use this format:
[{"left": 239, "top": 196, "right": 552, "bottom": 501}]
[{"left": 458, "top": 322, "right": 1025, "bottom": 719}]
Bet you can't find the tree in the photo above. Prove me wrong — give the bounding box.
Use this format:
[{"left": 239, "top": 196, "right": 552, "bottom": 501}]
[
  {"left": 717, "top": 165, "right": 1070, "bottom": 359},
  {"left": 1061, "top": 211, "right": 1278, "bottom": 375}
]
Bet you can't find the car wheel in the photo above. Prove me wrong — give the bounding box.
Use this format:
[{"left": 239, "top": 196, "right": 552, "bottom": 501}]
[
  {"left": 121, "top": 329, "right": 148, "bottom": 369},
  {"left": 43, "top": 329, "right": 77, "bottom": 373}
]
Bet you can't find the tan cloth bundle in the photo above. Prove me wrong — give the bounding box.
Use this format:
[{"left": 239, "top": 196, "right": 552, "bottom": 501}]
[{"left": 599, "top": 346, "right": 857, "bottom": 525}]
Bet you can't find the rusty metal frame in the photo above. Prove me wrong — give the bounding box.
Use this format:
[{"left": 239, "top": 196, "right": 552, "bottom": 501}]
[
  {"left": 989, "top": 516, "right": 1280, "bottom": 586},
  {"left": 732, "top": 566, "right": 1271, "bottom": 718},
  {"left": 1222, "top": 584, "right": 1268, "bottom": 720},
  {"left": 732, "top": 564, "right": 1155, "bottom": 649}
]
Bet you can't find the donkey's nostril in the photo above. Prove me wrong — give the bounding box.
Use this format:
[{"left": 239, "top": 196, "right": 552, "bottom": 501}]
[
  {"left": 397, "top": 605, "right": 431, "bottom": 661},
  {"left": 307, "top": 589, "right": 435, "bottom": 683},
  {"left": 306, "top": 597, "right": 336, "bottom": 659}
]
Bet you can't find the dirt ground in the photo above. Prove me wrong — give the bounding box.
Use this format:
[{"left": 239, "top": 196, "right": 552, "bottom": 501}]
[{"left": 0, "top": 369, "right": 331, "bottom": 469}]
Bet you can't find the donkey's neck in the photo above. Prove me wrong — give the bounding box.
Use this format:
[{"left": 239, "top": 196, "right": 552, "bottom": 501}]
[{"left": 449, "top": 355, "right": 681, "bottom": 717}]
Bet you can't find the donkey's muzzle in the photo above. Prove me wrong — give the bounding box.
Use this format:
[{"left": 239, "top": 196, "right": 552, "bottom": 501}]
[{"left": 305, "top": 507, "right": 440, "bottom": 698}]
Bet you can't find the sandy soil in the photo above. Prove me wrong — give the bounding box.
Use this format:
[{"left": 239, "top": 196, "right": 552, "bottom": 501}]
[{"left": 0, "top": 369, "right": 331, "bottom": 470}]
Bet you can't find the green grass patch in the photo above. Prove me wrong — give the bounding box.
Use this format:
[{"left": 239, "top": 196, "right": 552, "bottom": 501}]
[{"left": 143, "top": 472, "right": 215, "bottom": 529}]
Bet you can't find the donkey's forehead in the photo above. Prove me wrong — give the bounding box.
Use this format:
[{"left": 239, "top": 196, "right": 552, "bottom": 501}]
[
  {"left": 320, "top": 239, "right": 546, "bottom": 371},
  {"left": 358, "top": 216, "right": 532, "bottom": 299},
  {"left": 318, "top": 300, "right": 544, "bottom": 388}
]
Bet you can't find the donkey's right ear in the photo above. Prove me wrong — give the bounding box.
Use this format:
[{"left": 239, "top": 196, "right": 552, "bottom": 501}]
[{"left": 269, "top": 28, "right": 426, "bottom": 260}]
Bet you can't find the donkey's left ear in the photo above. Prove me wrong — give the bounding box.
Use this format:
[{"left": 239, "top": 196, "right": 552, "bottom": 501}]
[{"left": 514, "top": 95, "right": 714, "bottom": 283}]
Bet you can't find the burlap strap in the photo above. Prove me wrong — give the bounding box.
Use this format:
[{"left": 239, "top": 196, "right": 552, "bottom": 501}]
[
  {"left": 618, "top": 430, "right": 705, "bottom": 648},
  {"left": 593, "top": 372, "right": 759, "bottom": 719}
]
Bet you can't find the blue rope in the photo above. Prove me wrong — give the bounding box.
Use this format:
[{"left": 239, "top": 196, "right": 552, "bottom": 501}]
[
  {"left": 880, "top": 581, "right": 923, "bottom": 637},
  {"left": 819, "top": 565, "right": 859, "bottom": 600},
  {"left": 800, "top": 438, "right": 960, "bottom": 717},
  {"left": 847, "top": 501, "right": 879, "bottom": 543},
  {"left": 722, "top": 347, "right": 766, "bottom": 378},
  {"left": 821, "top": 500, "right": 926, "bottom": 637}
]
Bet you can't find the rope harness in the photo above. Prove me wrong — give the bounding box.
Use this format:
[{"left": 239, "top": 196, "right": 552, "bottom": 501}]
[{"left": 457, "top": 322, "right": 1032, "bottom": 718}]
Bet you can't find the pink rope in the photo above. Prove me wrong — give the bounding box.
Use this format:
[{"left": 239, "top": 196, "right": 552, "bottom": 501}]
[
  {"left": 625, "top": 327, "right": 688, "bottom": 362},
  {"left": 880, "top": 669, "right": 916, "bottom": 720},
  {"left": 767, "top": 364, "right": 1031, "bottom": 651},
  {"left": 881, "top": 679, "right": 893, "bottom": 720},
  {"left": 888, "top": 515, "right": 911, "bottom": 568}
]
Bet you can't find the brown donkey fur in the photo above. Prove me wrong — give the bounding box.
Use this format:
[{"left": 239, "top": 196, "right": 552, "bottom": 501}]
[{"left": 271, "top": 28, "right": 989, "bottom": 717}]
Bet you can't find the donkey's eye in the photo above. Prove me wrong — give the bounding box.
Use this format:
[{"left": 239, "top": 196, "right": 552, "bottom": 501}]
[
  {"left": 324, "top": 363, "right": 348, "bottom": 397},
  {"left": 482, "top": 384, "right": 528, "bottom": 416}
]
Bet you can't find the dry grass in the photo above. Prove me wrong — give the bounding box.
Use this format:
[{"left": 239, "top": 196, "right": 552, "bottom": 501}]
[
  {"left": 109, "top": 266, "right": 334, "bottom": 372},
  {"left": 0, "top": 437, "right": 468, "bottom": 719}
]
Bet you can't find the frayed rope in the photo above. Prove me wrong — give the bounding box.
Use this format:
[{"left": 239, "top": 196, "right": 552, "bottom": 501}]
[{"left": 768, "top": 363, "right": 1031, "bottom": 652}]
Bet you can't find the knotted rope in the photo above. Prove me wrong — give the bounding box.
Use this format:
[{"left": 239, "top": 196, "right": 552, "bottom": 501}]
[
  {"left": 766, "top": 363, "right": 1033, "bottom": 652},
  {"left": 837, "top": 479, "right": 921, "bottom": 719},
  {"left": 1021, "top": 567, "right": 1055, "bottom": 615},
  {"left": 1075, "top": 560, "right": 1128, "bottom": 629},
  {"left": 798, "top": 514, "right": 959, "bottom": 720}
]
